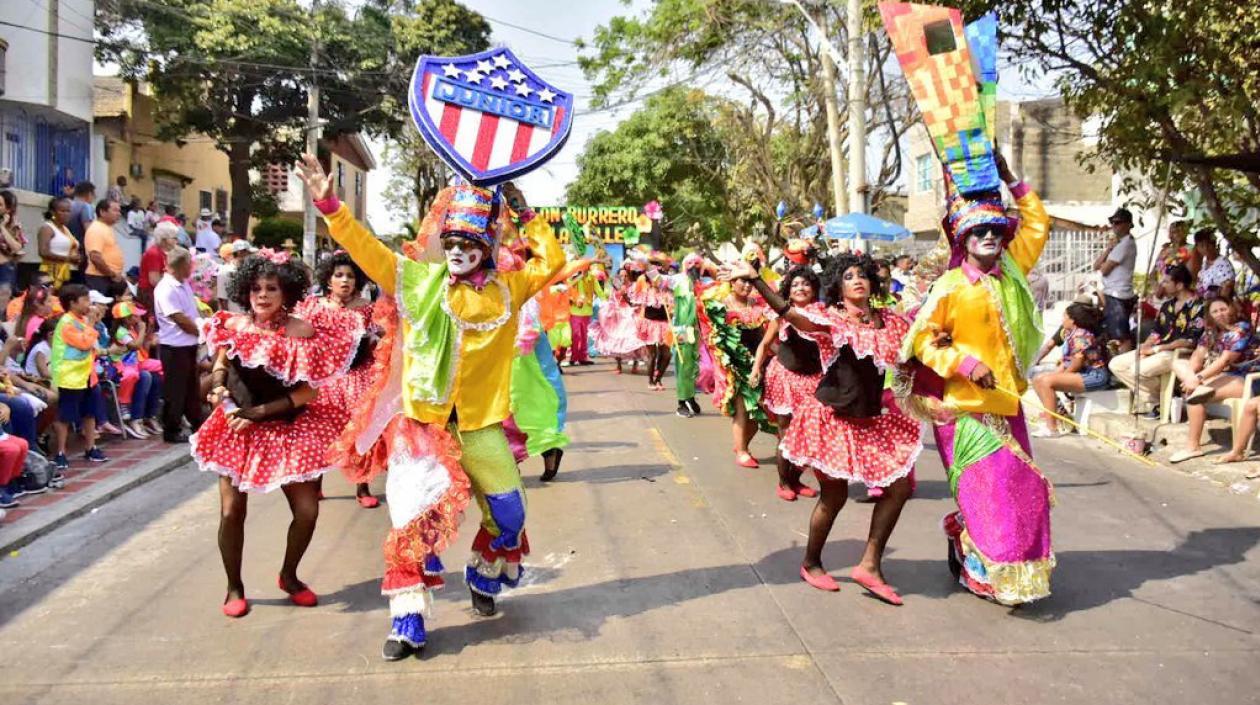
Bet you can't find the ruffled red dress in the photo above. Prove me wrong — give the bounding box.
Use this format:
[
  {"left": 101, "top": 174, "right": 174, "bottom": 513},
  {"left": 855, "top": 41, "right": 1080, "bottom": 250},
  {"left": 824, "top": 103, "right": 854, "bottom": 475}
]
[
  {"left": 779, "top": 305, "right": 923, "bottom": 487},
  {"left": 295, "top": 297, "right": 377, "bottom": 412},
  {"left": 762, "top": 317, "right": 824, "bottom": 417},
  {"left": 191, "top": 305, "right": 365, "bottom": 493}
]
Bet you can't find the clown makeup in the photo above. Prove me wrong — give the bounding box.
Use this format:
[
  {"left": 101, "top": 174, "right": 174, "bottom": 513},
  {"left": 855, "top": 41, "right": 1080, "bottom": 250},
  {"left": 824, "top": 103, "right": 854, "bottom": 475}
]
[
  {"left": 788, "top": 275, "right": 817, "bottom": 306},
  {"left": 840, "top": 266, "right": 871, "bottom": 305},
  {"left": 443, "top": 236, "right": 487, "bottom": 276},
  {"left": 965, "top": 226, "right": 1003, "bottom": 260}
]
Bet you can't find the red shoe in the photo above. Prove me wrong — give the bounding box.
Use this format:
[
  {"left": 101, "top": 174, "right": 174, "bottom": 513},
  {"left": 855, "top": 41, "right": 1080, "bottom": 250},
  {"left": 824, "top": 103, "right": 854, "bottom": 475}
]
[
  {"left": 357, "top": 494, "right": 380, "bottom": 509},
  {"left": 277, "top": 575, "right": 318, "bottom": 607},
  {"left": 776, "top": 485, "right": 797, "bottom": 502},
  {"left": 793, "top": 484, "right": 818, "bottom": 499},
  {"left": 735, "top": 452, "right": 759, "bottom": 468},
  {"left": 316, "top": 490, "right": 326, "bottom": 501},
  {"left": 799, "top": 566, "right": 840, "bottom": 592},
  {"left": 850, "top": 566, "right": 903, "bottom": 606},
  {"left": 222, "top": 595, "right": 250, "bottom": 618}
]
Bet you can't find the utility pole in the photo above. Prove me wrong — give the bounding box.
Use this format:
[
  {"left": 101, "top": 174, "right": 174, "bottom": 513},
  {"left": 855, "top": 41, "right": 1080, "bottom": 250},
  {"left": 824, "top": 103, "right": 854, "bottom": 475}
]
[
  {"left": 816, "top": 8, "right": 848, "bottom": 217},
  {"left": 846, "top": 0, "right": 865, "bottom": 216},
  {"left": 302, "top": 17, "right": 322, "bottom": 267}
]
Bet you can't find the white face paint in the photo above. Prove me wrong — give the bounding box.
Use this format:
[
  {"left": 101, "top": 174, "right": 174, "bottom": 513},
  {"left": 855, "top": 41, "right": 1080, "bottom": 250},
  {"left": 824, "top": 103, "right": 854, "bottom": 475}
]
[
  {"left": 965, "top": 227, "right": 1003, "bottom": 258},
  {"left": 444, "top": 238, "right": 486, "bottom": 276}
]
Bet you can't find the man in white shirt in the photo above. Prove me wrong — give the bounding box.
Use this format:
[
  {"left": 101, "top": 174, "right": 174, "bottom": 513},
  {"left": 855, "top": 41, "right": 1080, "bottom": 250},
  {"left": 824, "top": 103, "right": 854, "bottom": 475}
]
[
  {"left": 215, "top": 239, "right": 253, "bottom": 312},
  {"left": 1094, "top": 207, "right": 1138, "bottom": 352},
  {"left": 126, "top": 196, "right": 149, "bottom": 251},
  {"left": 153, "top": 246, "right": 204, "bottom": 442},
  {"left": 195, "top": 216, "right": 224, "bottom": 257}
]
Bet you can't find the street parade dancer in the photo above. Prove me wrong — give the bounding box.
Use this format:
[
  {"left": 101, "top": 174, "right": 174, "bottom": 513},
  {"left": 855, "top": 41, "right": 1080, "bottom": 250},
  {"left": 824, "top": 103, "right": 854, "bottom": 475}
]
[
  {"left": 298, "top": 155, "right": 565, "bottom": 659},
  {"left": 504, "top": 291, "right": 569, "bottom": 482},
  {"left": 751, "top": 265, "right": 823, "bottom": 502},
  {"left": 301, "top": 250, "right": 380, "bottom": 509},
  {"left": 194, "top": 249, "right": 366, "bottom": 619},
  {"left": 628, "top": 251, "right": 676, "bottom": 391},
  {"left": 881, "top": 3, "right": 1055, "bottom": 605},
  {"left": 700, "top": 244, "right": 775, "bottom": 468},
  {"left": 594, "top": 263, "right": 647, "bottom": 373},
  {"left": 646, "top": 252, "right": 710, "bottom": 418},
  {"left": 724, "top": 254, "right": 923, "bottom": 604}
]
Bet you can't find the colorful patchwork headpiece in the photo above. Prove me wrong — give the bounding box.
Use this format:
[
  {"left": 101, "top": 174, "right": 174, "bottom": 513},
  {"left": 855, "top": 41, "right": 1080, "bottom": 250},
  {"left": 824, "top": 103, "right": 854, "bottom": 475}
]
[
  {"left": 944, "top": 190, "right": 1012, "bottom": 244},
  {"left": 682, "top": 252, "right": 704, "bottom": 271},
  {"left": 784, "top": 238, "right": 814, "bottom": 265},
  {"left": 440, "top": 183, "right": 498, "bottom": 249}
]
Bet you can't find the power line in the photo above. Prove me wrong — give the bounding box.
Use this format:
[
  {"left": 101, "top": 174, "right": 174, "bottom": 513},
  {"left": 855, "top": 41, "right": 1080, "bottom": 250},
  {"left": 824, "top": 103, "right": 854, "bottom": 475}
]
[{"left": 482, "top": 14, "right": 578, "bottom": 46}]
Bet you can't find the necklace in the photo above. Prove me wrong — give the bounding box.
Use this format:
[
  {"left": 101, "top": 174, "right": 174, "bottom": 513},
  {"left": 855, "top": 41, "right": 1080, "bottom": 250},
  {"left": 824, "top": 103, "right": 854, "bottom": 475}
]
[
  {"left": 441, "top": 275, "right": 512, "bottom": 332},
  {"left": 252, "top": 311, "right": 288, "bottom": 333},
  {"left": 842, "top": 300, "right": 873, "bottom": 325}
]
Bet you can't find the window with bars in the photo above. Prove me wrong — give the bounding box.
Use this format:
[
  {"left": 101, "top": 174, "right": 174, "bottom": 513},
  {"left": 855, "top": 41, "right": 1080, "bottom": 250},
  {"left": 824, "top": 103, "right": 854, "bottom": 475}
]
[
  {"left": 215, "top": 189, "right": 228, "bottom": 216},
  {"left": 154, "top": 176, "right": 182, "bottom": 211},
  {"left": 199, "top": 190, "right": 212, "bottom": 212}
]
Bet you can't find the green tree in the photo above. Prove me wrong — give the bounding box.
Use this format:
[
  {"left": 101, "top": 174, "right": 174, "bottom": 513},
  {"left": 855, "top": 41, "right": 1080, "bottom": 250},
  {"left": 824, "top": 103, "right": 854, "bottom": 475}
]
[
  {"left": 98, "top": 0, "right": 489, "bottom": 235},
  {"left": 957, "top": 0, "right": 1260, "bottom": 275},
  {"left": 380, "top": 131, "right": 457, "bottom": 230},
  {"left": 566, "top": 88, "right": 734, "bottom": 251},
  {"left": 578, "top": 0, "right": 917, "bottom": 228}
]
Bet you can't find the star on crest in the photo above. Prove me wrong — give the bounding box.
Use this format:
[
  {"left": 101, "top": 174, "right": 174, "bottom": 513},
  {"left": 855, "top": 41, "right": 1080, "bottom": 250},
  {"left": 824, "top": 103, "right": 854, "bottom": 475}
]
[
  {"left": 489, "top": 74, "right": 509, "bottom": 91},
  {"left": 475, "top": 59, "right": 494, "bottom": 75},
  {"left": 492, "top": 53, "right": 511, "bottom": 70},
  {"left": 514, "top": 82, "right": 534, "bottom": 97},
  {"left": 506, "top": 68, "right": 527, "bottom": 84},
  {"left": 537, "top": 87, "right": 557, "bottom": 103},
  {"left": 465, "top": 65, "right": 487, "bottom": 82},
  {"left": 441, "top": 63, "right": 461, "bottom": 78}
]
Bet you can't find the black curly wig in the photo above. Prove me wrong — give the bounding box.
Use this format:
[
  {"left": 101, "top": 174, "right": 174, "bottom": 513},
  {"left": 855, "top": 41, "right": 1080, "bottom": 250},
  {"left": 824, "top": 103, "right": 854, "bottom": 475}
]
[
  {"left": 316, "top": 250, "right": 369, "bottom": 294},
  {"left": 228, "top": 254, "right": 310, "bottom": 311},
  {"left": 821, "top": 252, "right": 883, "bottom": 306},
  {"left": 779, "top": 265, "right": 822, "bottom": 302}
]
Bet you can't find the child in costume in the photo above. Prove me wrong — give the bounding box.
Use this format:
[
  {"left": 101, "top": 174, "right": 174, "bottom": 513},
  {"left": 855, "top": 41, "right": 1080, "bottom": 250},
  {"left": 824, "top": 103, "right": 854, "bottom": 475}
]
[
  {"left": 594, "top": 264, "right": 647, "bottom": 373},
  {"left": 628, "top": 252, "right": 676, "bottom": 390},
  {"left": 297, "top": 155, "right": 565, "bottom": 660},
  {"left": 653, "top": 252, "right": 710, "bottom": 418},
  {"left": 566, "top": 268, "right": 599, "bottom": 366}
]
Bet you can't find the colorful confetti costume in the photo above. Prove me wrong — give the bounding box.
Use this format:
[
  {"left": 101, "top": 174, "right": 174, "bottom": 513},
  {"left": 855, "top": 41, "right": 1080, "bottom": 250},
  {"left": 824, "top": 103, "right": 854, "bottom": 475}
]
[
  {"left": 191, "top": 305, "right": 365, "bottom": 493},
  {"left": 662, "top": 271, "right": 703, "bottom": 403},
  {"left": 698, "top": 286, "right": 773, "bottom": 429},
  {"left": 779, "top": 303, "right": 922, "bottom": 486},
  {"left": 504, "top": 297, "right": 570, "bottom": 462},
  {"left": 899, "top": 182, "right": 1054, "bottom": 605},
  {"left": 593, "top": 277, "right": 646, "bottom": 360},
  {"left": 317, "top": 185, "right": 564, "bottom": 649}
]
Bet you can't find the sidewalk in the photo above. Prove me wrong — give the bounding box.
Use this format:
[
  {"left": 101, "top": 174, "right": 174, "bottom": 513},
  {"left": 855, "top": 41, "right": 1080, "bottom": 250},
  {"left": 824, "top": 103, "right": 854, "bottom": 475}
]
[{"left": 0, "top": 436, "right": 190, "bottom": 554}]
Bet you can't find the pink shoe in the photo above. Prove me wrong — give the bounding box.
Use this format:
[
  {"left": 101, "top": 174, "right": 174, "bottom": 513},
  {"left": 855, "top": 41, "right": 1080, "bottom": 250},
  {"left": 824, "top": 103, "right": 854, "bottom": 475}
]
[
  {"left": 735, "top": 452, "right": 759, "bottom": 468},
  {"left": 799, "top": 566, "right": 840, "bottom": 592},
  {"left": 850, "top": 566, "right": 903, "bottom": 606},
  {"left": 793, "top": 484, "right": 817, "bottom": 499},
  {"left": 776, "top": 485, "right": 797, "bottom": 502},
  {"left": 277, "top": 576, "right": 318, "bottom": 607},
  {"left": 222, "top": 595, "right": 250, "bottom": 618}
]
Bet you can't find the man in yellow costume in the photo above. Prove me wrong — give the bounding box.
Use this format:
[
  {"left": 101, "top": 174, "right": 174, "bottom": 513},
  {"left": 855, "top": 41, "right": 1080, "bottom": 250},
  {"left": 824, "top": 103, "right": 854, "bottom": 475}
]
[{"left": 297, "top": 154, "right": 564, "bottom": 660}]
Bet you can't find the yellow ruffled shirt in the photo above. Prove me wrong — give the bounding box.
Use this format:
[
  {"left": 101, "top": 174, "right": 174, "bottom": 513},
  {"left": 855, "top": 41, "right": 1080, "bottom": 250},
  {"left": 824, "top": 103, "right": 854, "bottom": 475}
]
[
  {"left": 908, "top": 185, "right": 1050, "bottom": 418},
  {"left": 323, "top": 204, "right": 565, "bottom": 431}
]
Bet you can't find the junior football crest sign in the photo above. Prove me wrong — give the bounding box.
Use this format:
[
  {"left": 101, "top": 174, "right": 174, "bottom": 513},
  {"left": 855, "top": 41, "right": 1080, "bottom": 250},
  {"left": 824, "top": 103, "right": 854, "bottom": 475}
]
[{"left": 409, "top": 47, "right": 575, "bottom": 187}]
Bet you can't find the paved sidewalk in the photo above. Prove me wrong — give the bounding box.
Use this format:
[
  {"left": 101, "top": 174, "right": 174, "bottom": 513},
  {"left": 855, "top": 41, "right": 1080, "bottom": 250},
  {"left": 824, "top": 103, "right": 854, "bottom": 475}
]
[{"left": 0, "top": 437, "right": 190, "bottom": 554}]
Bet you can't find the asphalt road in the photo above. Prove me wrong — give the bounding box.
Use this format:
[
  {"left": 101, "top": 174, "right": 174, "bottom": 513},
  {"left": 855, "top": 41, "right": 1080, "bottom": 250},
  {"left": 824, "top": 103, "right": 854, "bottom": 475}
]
[{"left": 2, "top": 362, "right": 1258, "bottom": 705}]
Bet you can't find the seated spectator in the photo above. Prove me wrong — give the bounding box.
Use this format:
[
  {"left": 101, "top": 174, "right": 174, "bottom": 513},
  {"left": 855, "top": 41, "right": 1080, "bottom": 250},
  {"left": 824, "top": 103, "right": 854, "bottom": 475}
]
[
  {"left": 1193, "top": 229, "right": 1235, "bottom": 299},
  {"left": 1031, "top": 303, "right": 1110, "bottom": 438},
  {"left": 1151, "top": 220, "right": 1196, "bottom": 279},
  {"left": 1171, "top": 297, "right": 1259, "bottom": 463},
  {"left": 110, "top": 301, "right": 162, "bottom": 438},
  {"left": 1219, "top": 395, "right": 1260, "bottom": 465},
  {"left": 1108, "top": 265, "right": 1204, "bottom": 416},
  {"left": 2, "top": 323, "right": 55, "bottom": 430},
  {"left": 7, "top": 272, "right": 58, "bottom": 323},
  {"left": 50, "top": 284, "right": 109, "bottom": 470},
  {"left": 0, "top": 416, "right": 32, "bottom": 513}
]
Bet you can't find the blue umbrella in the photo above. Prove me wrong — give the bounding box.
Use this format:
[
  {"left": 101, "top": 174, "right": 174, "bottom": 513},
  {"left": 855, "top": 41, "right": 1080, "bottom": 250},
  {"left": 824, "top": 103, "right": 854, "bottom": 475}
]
[{"left": 813, "top": 212, "right": 911, "bottom": 242}]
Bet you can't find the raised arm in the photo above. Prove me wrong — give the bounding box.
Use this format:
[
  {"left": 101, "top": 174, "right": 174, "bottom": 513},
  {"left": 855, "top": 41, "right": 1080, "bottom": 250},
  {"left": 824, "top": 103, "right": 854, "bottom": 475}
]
[
  {"left": 297, "top": 154, "right": 398, "bottom": 295},
  {"left": 718, "top": 260, "right": 826, "bottom": 333},
  {"left": 510, "top": 211, "right": 566, "bottom": 306},
  {"left": 992, "top": 155, "right": 1049, "bottom": 274}
]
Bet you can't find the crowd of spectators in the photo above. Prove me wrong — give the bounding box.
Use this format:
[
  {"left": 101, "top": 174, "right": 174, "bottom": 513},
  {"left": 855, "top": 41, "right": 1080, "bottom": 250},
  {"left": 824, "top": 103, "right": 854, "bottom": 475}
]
[{"left": 0, "top": 182, "right": 308, "bottom": 521}]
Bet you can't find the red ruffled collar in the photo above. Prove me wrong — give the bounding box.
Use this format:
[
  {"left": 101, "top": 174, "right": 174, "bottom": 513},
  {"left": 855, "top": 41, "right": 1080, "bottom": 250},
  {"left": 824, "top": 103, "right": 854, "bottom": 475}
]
[{"left": 202, "top": 304, "right": 366, "bottom": 387}]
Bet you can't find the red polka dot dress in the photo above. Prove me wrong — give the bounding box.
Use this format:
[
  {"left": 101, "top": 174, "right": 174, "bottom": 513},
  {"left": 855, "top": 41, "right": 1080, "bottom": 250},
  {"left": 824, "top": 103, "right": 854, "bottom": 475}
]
[
  {"left": 762, "top": 307, "right": 825, "bottom": 416},
  {"left": 191, "top": 305, "right": 365, "bottom": 493},
  {"left": 295, "top": 297, "right": 377, "bottom": 412},
  {"left": 779, "top": 305, "right": 923, "bottom": 487}
]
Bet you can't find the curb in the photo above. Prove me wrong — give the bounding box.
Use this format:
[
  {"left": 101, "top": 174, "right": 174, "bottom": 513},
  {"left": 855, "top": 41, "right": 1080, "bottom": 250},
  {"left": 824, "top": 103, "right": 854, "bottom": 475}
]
[{"left": 0, "top": 447, "right": 192, "bottom": 556}]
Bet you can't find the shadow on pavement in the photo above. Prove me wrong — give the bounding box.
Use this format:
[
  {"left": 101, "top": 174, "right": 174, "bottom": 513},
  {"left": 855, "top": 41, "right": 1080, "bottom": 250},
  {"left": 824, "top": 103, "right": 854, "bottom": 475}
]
[
  {"left": 536, "top": 463, "right": 673, "bottom": 485},
  {"left": 383, "top": 526, "right": 1260, "bottom": 655}
]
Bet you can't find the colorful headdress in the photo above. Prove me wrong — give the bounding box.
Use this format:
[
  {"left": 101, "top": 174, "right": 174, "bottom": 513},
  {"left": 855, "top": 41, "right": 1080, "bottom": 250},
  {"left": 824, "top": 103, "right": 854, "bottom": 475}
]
[
  {"left": 741, "top": 242, "right": 767, "bottom": 266},
  {"left": 784, "top": 238, "right": 814, "bottom": 265},
  {"left": 111, "top": 301, "right": 145, "bottom": 319},
  {"left": 682, "top": 252, "right": 705, "bottom": 271},
  {"left": 440, "top": 183, "right": 498, "bottom": 249}
]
